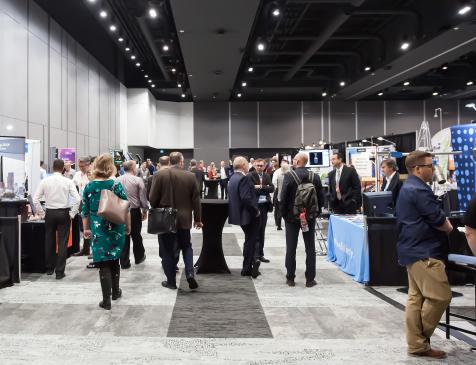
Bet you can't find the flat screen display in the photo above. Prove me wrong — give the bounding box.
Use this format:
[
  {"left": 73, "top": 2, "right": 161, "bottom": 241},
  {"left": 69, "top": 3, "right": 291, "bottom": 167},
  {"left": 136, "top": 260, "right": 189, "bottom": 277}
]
[{"left": 305, "top": 149, "right": 330, "bottom": 167}]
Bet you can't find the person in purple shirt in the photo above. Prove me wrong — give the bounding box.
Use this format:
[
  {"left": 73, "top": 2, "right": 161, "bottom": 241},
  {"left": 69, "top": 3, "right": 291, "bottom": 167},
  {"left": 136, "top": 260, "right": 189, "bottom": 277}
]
[{"left": 396, "top": 151, "right": 453, "bottom": 359}]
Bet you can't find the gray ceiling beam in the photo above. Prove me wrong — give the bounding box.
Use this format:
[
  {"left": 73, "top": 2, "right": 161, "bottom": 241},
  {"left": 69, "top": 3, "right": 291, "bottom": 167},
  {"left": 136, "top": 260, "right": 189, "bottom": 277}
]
[
  {"left": 136, "top": 16, "right": 170, "bottom": 81},
  {"left": 282, "top": 0, "right": 365, "bottom": 81}
]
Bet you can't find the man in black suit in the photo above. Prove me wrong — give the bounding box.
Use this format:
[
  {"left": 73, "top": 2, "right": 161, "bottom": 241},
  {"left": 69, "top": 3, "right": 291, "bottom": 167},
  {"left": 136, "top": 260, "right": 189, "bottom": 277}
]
[
  {"left": 381, "top": 158, "right": 402, "bottom": 204},
  {"left": 228, "top": 156, "right": 261, "bottom": 278},
  {"left": 190, "top": 159, "right": 204, "bottom": 194},
  {"left": 328, "top": 152, "right": 362, "bottom": 214},
  {"left": 248, "top": 158, "right": 275, "bottom": 263}
]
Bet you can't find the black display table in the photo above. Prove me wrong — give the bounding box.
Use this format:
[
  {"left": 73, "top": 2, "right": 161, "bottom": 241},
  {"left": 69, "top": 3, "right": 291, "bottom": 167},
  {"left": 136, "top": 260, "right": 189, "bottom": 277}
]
[
  {"left": 0, "top": 199, "right": 27, "bottom": 284},
  {"left": 204, "top": 179, "right": 219, "bottom": 199},
  {"left": 0, "top": 232, "right": 12, "bottom": 288},
  {"left": 195, "top": 199, "right": 230, "bottom": 274},
  {"left": 21, "top": 220, "right": 46, "bottom": 273}
]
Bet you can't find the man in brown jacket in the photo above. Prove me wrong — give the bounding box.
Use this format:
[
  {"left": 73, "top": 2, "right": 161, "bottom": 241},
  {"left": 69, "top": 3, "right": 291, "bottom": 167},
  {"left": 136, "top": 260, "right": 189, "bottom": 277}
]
[{"left": 149, "top": 152, "right": 203, "bottom": 290}]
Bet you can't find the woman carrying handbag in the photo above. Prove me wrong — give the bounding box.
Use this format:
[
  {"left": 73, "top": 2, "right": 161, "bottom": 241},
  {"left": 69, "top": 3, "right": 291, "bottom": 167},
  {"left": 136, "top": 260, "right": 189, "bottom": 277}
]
[{"left": 82, "top": 154, "right": 130, "bottom": 310}]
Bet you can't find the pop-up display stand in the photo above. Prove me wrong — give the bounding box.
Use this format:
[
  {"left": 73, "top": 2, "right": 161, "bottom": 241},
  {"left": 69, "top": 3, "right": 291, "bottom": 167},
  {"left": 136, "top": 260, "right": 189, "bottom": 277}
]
[{"left": 25, "top": 139, "right": 41, "bottom": 197}]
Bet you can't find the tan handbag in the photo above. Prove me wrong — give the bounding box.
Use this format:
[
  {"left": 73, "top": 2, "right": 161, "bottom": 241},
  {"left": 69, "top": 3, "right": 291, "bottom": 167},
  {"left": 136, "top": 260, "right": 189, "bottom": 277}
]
[{"left": 97, "top": 182, "right": 130, "bottom": 225}]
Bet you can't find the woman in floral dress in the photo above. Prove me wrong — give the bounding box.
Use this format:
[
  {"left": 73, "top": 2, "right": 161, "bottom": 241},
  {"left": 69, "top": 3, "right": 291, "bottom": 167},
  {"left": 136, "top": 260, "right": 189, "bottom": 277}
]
[{"left": 82, "top": 153, "right": 129, "bottom": 310}]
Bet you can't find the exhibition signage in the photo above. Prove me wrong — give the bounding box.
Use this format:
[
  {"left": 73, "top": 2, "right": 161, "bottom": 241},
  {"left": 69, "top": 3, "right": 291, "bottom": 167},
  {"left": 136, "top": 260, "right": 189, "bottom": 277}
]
[
  {"left": 58, "top": 148, "right": 76, "bottom": 164},
  {"left": 0, "top": 136, "right": 26, "bottom": 194},
  {"left": 346, "top": 146, "right": 376, "bottom": 178}
]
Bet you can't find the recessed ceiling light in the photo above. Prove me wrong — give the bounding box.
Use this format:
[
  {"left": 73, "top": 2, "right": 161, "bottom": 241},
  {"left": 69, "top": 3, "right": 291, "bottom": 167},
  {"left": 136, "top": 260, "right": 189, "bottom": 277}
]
[
  {"left": 322, "top": 91, "right": 327, "bottom": 97},
  {"left": 237, "top": 93, "right": 242, "bottom": 98},
  {"left": 162, "top": 45, "right": 169, "bottom": 51},
  {"left": 242, "top": 82, "right": 247, "bottom": 87},
  {"left": 135, "top": 62, "right": 140, "bottom": 67},
  {"left": 248, "top": 67, "right": 254, "bottom": 72},
  {"left": 144, "top": 74, "right": 148, "bottom": 78},
  {"left": 99, "top": 10, "right": 107, "bottom": 18},
  {"left": 272, "top": 9, "right": 280, "bottom": 16},
  {"left": 432, "top": 91, "right": 439, "bottom": 96},
  {"left": 453, "top": 26, "right": 460, "bottom": 30},
  {"left": 188, "top": 74, "right": 193, "bottom": 77},
  {"left": 403, "top": 81, "right": 410, "bottom": 86},
  {"left": 6, "top": 124, "right": 13, "bottom": 131},
  {"left": 364, "top": 66, "right": 371, "bottom": 71},
  {"left": 87, "top": 0, "right": 96, "bottom": 3},
  {"left": 181, "top": 94, "right": 186, "bottom": 98},
  {"left": 339, "top": 81, "right": 345, "bottom": 87},
  {"left": 125, "top": 47, "right": 130, "bottom": 52},
  {"left": 148, "top": 80, "right": 152, "bottom": 83},
  {"left": 149, "top": 8, "right": 158, "bottom": 18},
  {"left": 442, "top": 65, "right": 448, "bottom": 70},
  {"left": 178, "top": 83, "right": 182, "bottom": 88},
  {"left": 179, "top": 29, "right": 185, "bottom": 33},
  {"left": 467, "top": 81, "right": 474, "bottom": 86},
  {"left": 458, "top": 5, "right": 472, "bottom": 15},
  {"left": 109, "top": 25, "right": 117, "bottom": 32},
  {"left": 131, "top": 55, "right": 136, "bottom": 60},
  {"left": 151, "top": 84, "right": 155, "bottom": 88},
  {"left": 378, "top": 92, "right": 383, "bottom": 96},
  {"left": 171, "top": 68, "right": 176, "bottom": 73},
  {"left": 400, "top": 42, "right": 410, "bottom": 51},
  {"left": 118, "top": 37, "right": 124, "bottom": 42},
  {"left": 257, "top": 43, "right": 265, "bottom": 51}
]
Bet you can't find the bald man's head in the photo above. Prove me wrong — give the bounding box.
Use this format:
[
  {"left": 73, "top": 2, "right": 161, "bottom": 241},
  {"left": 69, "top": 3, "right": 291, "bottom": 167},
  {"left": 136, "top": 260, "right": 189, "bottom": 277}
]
[{"left": 293, "top": 152, "right": 308, "bottom": 167}]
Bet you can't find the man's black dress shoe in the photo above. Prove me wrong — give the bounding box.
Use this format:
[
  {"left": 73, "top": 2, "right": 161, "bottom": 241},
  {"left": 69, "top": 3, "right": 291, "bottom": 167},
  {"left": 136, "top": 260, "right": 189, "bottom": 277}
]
[
  {"left": 55, "top": 272, "right": 65, "bottom": 280},
  {"left": 277, "top": 227, "right": 283, "bottom": 231},
  {"left": 135, "top": 254, "right": 146, "bottom": 265},
  {"left": 259, "top": 256, "right": 270, "bottom": 263},
  {"left": 241, "top": 270, "right": 252, "bottom": 276},
  {"left": 46, "top": 270, "right": 54, "bottom": 275},
  {"left": 187, "top": 277, "right": 199, "bottom": 289},
  {"left": 251, "top": 260, "right": 261, "bottom": 279},
  {"left": 161, "top": 281, "right": 177, "bottom": 290}
]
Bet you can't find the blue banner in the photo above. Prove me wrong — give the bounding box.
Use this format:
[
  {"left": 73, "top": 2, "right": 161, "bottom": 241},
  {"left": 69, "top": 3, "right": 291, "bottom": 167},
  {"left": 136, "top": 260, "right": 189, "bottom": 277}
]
[{"left": 327, "top": 215, "right": 369, "bottom": 283}]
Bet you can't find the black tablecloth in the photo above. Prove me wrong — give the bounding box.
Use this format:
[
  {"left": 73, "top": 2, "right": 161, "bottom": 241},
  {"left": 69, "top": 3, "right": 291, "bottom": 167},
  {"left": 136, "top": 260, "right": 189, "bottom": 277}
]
[
  {"left": 204, "top": 180, "right": 219, "bottom": 199},
  {"left": 195, "top": 199, "right": 230, "bottom": 274},
  {"left": 21, "top": 221, "right": 46, "bottom": 273},
  {"left": 0, "top": 232, "right": 12, "bottom": 288}
]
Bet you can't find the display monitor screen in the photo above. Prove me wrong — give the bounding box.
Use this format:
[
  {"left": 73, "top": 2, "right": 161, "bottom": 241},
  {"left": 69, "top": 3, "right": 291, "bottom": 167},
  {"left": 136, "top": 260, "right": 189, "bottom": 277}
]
[{"left": 305, "top": 149, "right": 330, "bottom": 167}]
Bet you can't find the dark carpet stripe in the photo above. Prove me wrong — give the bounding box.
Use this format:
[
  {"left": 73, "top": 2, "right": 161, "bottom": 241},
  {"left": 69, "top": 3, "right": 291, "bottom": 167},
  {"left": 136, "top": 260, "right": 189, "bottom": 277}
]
[{"left": 167, "top": 269, "right": 273, "bottom": 338}]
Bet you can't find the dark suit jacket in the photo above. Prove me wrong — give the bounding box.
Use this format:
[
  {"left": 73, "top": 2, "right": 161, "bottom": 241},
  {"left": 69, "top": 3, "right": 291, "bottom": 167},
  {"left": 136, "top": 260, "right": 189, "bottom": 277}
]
[
  {"left": 190, "top": 167, "right": 204, "bottom": 189},
  {"left": 228, "top": 172, "right": 259, "bottom": 226},
  {"left": 382, "top": 172, "right": 402, "bottom": 204},
  {"left": 280, "top": 167, "right": 324, "bottom": 220},
  {"left": 149, "top": 166, "right": 201, "bottom": 230},
  {"left": 328, "top": 165, "right": 362, "bottom": 212},
  {"left": 247, "top": 171, "right": 275, "bottom": 205}
]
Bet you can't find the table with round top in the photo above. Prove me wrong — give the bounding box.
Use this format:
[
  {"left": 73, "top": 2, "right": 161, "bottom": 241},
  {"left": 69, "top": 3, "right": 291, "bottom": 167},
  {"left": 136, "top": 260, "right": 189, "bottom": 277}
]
[
  {"left": 204, "top": 179, "right": 220, "bottom": 199},
  {"left": 195, "top": 199, "right": 230, "bottom": 274}
]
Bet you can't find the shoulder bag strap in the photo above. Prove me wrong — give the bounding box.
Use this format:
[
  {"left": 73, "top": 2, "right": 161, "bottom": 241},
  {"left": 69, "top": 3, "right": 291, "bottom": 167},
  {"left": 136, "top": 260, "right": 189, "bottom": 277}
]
[{"left": 289, "top": 169, "right": 301, "bottom": 186}]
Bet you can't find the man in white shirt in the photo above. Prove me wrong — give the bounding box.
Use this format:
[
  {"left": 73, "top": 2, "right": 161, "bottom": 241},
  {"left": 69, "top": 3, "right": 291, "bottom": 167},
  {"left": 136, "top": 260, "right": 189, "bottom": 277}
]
[
  {"left": 72, "top": 157, "right": 92, "bottom": 257},
  {"left": 219, "top": 160, "right": 230, "bottom": 199},
  {"left": 33, "top": 159, "right": 81, "bottom": 279},
  {"left": 381, "top": 158, "right": 402, "bottom": 204}
]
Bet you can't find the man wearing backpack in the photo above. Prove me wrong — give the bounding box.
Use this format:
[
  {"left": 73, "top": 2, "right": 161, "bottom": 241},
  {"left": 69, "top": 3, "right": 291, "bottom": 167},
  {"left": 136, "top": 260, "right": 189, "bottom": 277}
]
[{"left": 280, "top": 152, "right": 324, "bottom": 287}]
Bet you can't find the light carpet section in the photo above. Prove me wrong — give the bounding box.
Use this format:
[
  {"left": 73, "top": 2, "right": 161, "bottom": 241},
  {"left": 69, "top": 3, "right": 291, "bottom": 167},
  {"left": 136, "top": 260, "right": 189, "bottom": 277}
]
[{"left": 0, "top": 212, "right": 475, "bottom": 364}]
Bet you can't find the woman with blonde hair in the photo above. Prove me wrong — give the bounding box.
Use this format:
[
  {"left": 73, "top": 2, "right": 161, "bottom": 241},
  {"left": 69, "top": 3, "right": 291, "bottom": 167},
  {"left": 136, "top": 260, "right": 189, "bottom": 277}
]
[{"left": 82, "top": 153, "right": 129, "bottom": 310}]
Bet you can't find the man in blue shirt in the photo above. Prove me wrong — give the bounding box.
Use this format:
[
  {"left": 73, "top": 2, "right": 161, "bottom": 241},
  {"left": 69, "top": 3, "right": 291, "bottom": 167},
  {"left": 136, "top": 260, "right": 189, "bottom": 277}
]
[{"left": 396, "top": 151, "right": 453, "bottom": 359}]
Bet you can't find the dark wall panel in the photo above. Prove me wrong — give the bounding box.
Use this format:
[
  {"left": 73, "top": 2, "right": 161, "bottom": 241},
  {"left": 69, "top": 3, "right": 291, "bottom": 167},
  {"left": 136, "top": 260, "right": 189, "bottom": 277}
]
[
  {"left": 330, "top": 101, "right": 355, "bottom": 143},
  {"left": 303, "top": 101, "right": 323, "bottom": 145},
  {"left": 259, "top": 101, "right": 301, "bottom": 148},
  {"left": 386, "top": 100, "right": 423, "bottom": 135},
  {"left": 194, "top": 102, "right": 229, "bottom": 148},
  {"left": 230, "top": 102, "right": 257, "bottom": 148},
  {"left": 194, "top": 147, "right": 229, "bottom": 166},
  {"left": 425, "top": 100, "right": 458, "bottom": 135},
  {"left": 357, "top": 101, "right": 384, "bottom": 139}
]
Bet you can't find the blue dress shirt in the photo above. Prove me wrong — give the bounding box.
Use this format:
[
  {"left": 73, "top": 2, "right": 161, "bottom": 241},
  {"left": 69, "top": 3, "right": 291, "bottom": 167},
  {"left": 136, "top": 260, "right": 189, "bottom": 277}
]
[{"left": 396, "top": 175, "right": 447, "bottom": 266}]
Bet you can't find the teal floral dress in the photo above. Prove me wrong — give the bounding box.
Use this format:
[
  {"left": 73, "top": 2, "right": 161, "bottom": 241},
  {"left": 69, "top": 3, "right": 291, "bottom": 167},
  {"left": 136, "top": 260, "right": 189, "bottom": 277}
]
[{"left": 81, "top": 180, "right": 128, "bottom": 263}]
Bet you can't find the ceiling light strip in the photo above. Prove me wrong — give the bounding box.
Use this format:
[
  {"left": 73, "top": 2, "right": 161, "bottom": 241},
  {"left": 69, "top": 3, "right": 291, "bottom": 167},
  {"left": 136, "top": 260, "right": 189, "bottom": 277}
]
[{"left": 347, "top": 36, "right": 476, "bottom": 99}]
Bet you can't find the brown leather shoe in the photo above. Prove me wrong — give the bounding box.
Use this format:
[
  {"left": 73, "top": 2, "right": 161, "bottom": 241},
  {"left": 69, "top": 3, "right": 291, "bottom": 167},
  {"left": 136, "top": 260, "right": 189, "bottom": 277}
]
[
  {"left": 306, "top": 280, "right": 317, "bottom": 288},
  {"left": 411, "top": 348, "right": 447, "bottom": 359},
  {"left": 286, "top": 279, "right": 295, "bottom": 287}
]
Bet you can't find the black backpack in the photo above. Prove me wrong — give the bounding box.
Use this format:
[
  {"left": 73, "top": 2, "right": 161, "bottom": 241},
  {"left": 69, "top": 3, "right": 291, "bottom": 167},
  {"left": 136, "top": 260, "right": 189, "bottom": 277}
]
[{"left": 289, "top": 169, "right": 319, "bottom": 220}]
